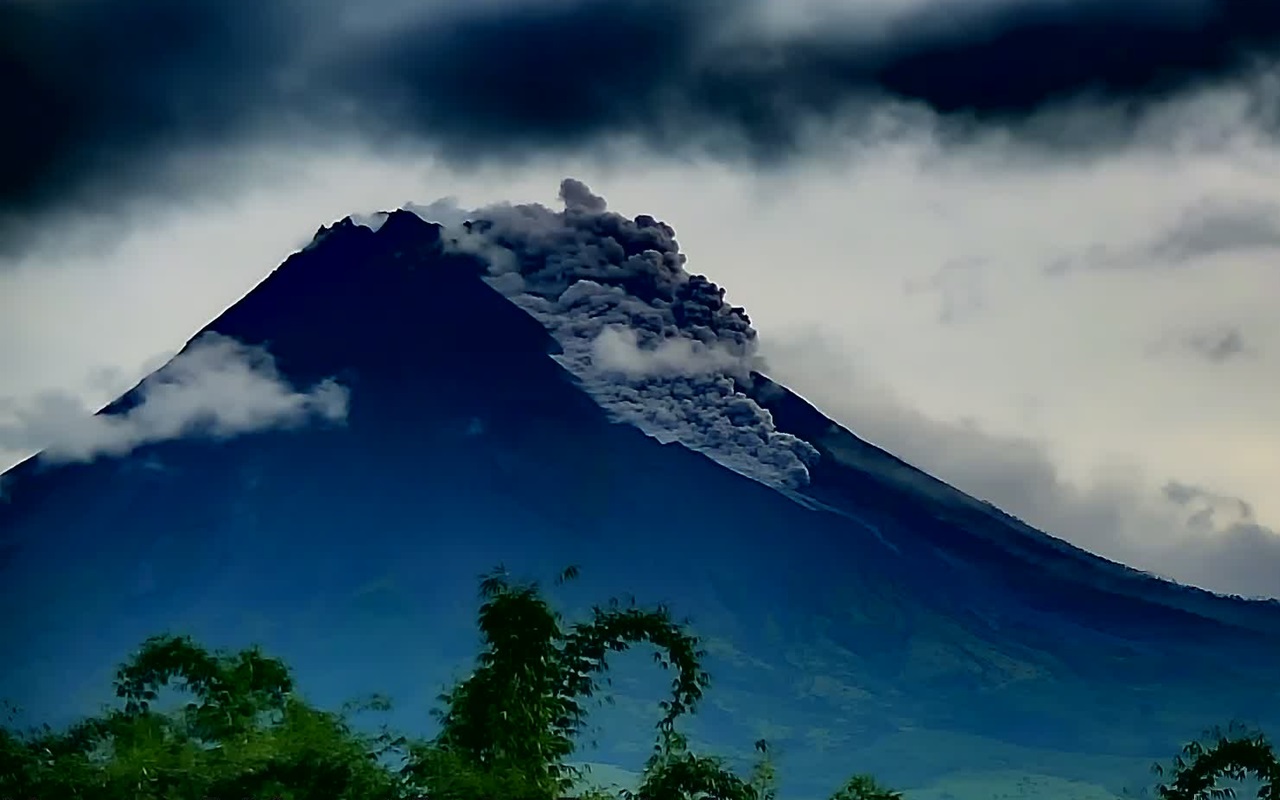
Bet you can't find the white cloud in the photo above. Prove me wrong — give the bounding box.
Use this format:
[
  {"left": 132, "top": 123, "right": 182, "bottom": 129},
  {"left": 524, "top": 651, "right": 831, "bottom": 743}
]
[
  {"left": 590, "top": 325, "right": 755, "bottom": 379},
  {"left": 0, "top": 332, "right": 348, "bottom": 465}
]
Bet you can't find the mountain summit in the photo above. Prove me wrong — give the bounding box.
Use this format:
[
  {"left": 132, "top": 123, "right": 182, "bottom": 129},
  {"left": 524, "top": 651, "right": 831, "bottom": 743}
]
[{"left": 2, "top": 180, "right": 1278, "bottom": 798}]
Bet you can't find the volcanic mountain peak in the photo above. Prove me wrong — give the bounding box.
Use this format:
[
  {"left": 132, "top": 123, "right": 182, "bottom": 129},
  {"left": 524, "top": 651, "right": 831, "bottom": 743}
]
[
  {"left": 5, "top": 178, "right": 1280, "bottom": 800},
  {"left": 308, "top": 179, "right": 1280, "bottom": 628},
  {"left": 311, "top": 177, "right": 823, "bottom": 490}
]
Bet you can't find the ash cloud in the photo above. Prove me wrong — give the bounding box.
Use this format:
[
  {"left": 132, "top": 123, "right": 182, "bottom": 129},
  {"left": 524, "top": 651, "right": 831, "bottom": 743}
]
[
  {"left": 1147, "top": 325, "right": 1256, "bottom": 363},
  {"left": 417, "top": 178, "right": 819, "bottom": 488},
  {"left": 1180, "top": 326, "right": 1253, "bottom": 362},
  {"left": 0, "top": 333, "right": 348, "bottom": 464},
  {"left": 903, "top": 258, "right": 988, "bottom": 324},
  {"left": 5, "top": 0, "right": 1280, "bottom": 254},
  {"left": 1163, "top": 479, "right": 1258, "bottom": 531},
  {"left": 1151, "top": 200, "right": 1280, "bottom": 264},
  {"left": 1048, "top": 198, "right": 1280, "bottom": 273}
]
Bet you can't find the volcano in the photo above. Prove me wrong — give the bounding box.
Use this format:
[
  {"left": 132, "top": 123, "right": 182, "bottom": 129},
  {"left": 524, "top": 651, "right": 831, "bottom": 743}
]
[{"left": 2, "top": 180, "right": 1278, "bottom": 799}]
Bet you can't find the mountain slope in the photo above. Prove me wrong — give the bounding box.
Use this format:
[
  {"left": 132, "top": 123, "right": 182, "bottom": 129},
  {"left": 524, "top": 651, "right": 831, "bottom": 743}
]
[
  {"left": 2, "top": 183, "right": 1278, "bottom": 799},
  {"left": 748, "top": 370, "right": 1280, "bottom": 636}
]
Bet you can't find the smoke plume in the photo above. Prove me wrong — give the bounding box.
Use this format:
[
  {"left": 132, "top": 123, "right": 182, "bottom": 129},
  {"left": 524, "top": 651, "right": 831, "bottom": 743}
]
[{"left": 403, "top": 178, "right": 820, "bottom": 487}]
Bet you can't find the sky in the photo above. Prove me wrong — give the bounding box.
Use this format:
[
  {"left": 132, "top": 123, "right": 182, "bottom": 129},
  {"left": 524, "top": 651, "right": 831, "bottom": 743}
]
[{"left": 2, "top": 0, "right": 1279, "bottom": 599}]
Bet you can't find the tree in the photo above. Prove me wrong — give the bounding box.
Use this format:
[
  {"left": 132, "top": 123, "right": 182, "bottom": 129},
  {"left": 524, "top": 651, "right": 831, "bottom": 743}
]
[
  {"left": 1152, "top": 722, "right": 1280, "bottom": 800},
  {"left": 1, "top": 563, "right": 909, "bottom": 800},
  {"left": 405, "top": 564, "right": 712, "bottom": 800},
  {"left": 0, "top": 636, "right": 409, "bottom": 800},
  {"left": 828, "top": 774, "right": 904, "bottom": 800},
  {"left": 624, "top": 727, "right": 759, "bottom": 800},
  {"left": 408, "top": 565, "right": 907, "bottom": 800}
]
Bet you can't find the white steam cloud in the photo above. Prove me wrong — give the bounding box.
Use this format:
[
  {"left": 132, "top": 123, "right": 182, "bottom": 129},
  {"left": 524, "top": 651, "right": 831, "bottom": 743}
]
[
  {"left": 591, "top": 325, "right": 756, "bottom": 379},
  {"left": 0, "top": 332, "right": 348, "bottom": 464}
]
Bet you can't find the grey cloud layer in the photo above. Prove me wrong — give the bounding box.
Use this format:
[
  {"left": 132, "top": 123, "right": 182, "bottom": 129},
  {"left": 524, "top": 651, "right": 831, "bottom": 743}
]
[
  {"left": 0, "top": 333, "right": 348, "bottom": 464},
  {"left": 5, "top": 0, "right": 1279, "bottom": 253}
]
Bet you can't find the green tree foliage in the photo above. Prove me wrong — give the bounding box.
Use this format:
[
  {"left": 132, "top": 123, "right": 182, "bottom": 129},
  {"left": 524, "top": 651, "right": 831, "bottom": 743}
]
[
  {"left": 827, "top": 774, "right": 904, "bottom": 800},
  {"left": 0, "top": 637, "right": 408, "bottom": 800},
  {"left": 35, "top": 561, "right": 1278, "bottom": 800},
  {"left": 624, "top": 728, "right": 759, "bottom": 800},
  {"left": 406, "top": 564, "right": 713, "bottom": 800},
  {"left": 1152, "top": 722, "right": 1280, "bottom": 800},
  {"left": 747, "top": 739, "right": 780, "bottom": 800}
]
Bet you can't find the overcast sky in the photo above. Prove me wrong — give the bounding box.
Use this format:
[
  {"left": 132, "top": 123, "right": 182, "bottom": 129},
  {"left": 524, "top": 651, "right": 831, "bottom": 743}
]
[{"left": 2, "top": 0, "right": 1279, "bottom": 599}]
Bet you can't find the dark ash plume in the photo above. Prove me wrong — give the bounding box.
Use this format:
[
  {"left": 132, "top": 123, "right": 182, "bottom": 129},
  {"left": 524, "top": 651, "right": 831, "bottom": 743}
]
[{"left": 404, "top": 178, "right": 820, "bottom": 488}]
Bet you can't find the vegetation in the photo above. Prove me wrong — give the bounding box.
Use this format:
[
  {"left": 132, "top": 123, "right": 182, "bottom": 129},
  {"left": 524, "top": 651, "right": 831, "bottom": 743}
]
[
  {"left": 1151, "top": 723, "right": 1279, "bottom": 800},
  {"left": 0, "top": 564, "right": 1275, "bottom": 800}
]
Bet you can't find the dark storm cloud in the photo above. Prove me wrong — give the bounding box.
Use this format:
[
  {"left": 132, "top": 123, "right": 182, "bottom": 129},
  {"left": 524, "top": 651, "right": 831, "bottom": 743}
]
[
  {"left": 4, "top": 0, "right": 1280, "bottom": 251},
  {"left": 1, "top": 0, "right": 305, "bottom": 217}
]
